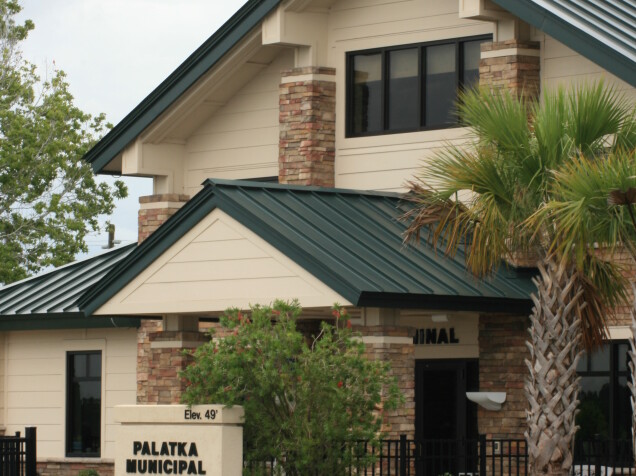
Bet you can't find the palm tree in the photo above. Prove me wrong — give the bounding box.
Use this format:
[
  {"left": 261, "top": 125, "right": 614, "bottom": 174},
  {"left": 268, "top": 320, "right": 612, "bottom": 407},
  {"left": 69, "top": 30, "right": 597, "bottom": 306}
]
[
  {"left": 534, "top": 148, "right": 636, "bottom": 462},
  {"left": 403, "top": 82, "right": 635, "bottom": 475}
]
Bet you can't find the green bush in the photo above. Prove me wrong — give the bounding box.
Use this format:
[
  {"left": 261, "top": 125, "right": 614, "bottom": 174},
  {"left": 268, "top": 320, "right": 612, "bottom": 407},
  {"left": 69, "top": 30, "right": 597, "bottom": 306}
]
[
  {"left": 78, "top": 470, "right": 99, "bottom": 476},
  {"left": 182, "top": 300, "right": 402, "bottom": 476}
]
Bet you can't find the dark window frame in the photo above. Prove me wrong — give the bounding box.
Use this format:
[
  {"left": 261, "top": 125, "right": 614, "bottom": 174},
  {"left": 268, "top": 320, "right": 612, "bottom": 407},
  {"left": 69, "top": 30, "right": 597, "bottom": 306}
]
[
  {"left": 345, "top": 35, "right": 491, "bottom": 138},
  {"left": 66, "top": 350, "right": 102, "bottom": 458}
]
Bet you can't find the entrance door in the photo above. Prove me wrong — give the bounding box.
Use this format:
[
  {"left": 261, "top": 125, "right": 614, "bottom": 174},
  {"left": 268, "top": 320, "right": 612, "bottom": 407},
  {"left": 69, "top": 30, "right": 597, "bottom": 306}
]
[{"left": 415, "top": 360, "right": 478, "bottom": 475}]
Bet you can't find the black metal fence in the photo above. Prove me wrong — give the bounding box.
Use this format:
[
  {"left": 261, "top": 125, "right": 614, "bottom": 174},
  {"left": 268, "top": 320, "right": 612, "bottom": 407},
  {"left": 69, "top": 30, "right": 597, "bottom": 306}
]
[
  {"left": 244, "top": 436, "right": 635, "bottom": 476},
  {"left": 0, "top": 427, "right": 36, "bottom": 476}
]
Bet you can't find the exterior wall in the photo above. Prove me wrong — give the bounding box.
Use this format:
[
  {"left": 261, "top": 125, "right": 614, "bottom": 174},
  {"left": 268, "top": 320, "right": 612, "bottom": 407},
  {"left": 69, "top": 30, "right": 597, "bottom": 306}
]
[
  {"left": 478, "top": 313, "right": 528, "bottom": 439},
  {"left": 183, "top": 49, "right": 294, "bottom": 196},
  {"left": 2, "top": 327, "right": 138, "bottom": 460},
  {"left": 537, "top": 32, "right": 635, "bottom": 98},
  {"left": 96, "top": 209, "right": 350, "bottom": 316},
  {"left": 329, "top": 0, "right": 493, "bottom": 192},
  {"left": 37, "top": 460, "right": 114, "bottom": 476},
  {"left": 358, "top": 326, "right": 415, "bottom": 439}
]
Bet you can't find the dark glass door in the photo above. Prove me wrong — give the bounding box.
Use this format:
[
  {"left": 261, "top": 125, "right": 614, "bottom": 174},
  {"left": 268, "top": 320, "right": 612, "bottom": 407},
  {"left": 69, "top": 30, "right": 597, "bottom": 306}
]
[{"left": 415, "top": 360, "right": 478, "bottom": 475}]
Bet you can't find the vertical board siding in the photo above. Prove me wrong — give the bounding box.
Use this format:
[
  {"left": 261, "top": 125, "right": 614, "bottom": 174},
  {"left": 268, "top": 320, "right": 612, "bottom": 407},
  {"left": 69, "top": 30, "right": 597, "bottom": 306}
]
[{"left": 3, "top": 328, "right": 137, "bottom": 459}]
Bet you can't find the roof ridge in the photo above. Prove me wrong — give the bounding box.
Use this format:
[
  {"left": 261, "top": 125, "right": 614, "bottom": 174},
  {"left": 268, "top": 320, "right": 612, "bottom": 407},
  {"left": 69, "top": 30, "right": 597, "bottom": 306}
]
[{"left": 204, "top": 178, "right": 406, "bottom": 199}]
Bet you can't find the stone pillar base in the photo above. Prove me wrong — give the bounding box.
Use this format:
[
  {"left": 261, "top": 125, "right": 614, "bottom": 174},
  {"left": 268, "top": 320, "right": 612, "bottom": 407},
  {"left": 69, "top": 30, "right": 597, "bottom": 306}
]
[
  {"left": 138, "top": 330, "right": 210, "bottom": 404},
  {"left": 357, "top": 326, "right": 415, "bottom": 439}
]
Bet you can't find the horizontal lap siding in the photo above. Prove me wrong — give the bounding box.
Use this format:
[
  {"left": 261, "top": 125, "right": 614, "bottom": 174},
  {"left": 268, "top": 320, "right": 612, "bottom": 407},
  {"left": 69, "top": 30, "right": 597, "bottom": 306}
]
[
  {"left": 329, "top": 0, "right": 493, "bottom": 191},
  {"left": 183, "top": 50, "right": 294, "bottom": 195},
  {"left": 539, "top": 33, "right": 635, "bottom": 98},
  {"left": 2, "top": 328, "right": 137, "bottom": 459}
]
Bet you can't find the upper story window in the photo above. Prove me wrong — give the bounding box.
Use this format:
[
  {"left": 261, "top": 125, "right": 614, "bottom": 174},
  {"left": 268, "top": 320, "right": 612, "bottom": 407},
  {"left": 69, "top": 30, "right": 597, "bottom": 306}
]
[{"left": 346, "top": 36, "right": 490, "bottom": 137}]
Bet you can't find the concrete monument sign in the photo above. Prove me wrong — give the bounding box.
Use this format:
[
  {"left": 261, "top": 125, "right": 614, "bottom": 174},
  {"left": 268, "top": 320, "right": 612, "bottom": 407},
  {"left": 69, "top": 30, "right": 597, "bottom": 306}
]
[{"left": 115, "top": 405, "right": 244, "bottom": 476}]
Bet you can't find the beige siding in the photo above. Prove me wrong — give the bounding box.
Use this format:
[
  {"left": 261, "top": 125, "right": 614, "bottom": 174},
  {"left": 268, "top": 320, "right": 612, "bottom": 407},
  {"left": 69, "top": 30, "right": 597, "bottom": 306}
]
[
  {"left": 328, "top": 0, "right": 493, "bottom": 191},
  {"left": 3, "top": 328, "right": 137, "bottom": 459},
  {"left": 95, "top": 209, "right": 351, "bottom": 316},
  {"left": 538, "top": 32, "right": 635, "bottom": 98},
  {"left": 183, "top": 49, "right": 294, "bottom": 195}
]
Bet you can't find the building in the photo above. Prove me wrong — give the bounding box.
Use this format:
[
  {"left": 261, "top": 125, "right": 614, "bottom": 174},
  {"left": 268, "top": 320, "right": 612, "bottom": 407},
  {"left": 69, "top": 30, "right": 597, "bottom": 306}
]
[{"left": 0, "top": 0, "right": 634, "bottom": 474}]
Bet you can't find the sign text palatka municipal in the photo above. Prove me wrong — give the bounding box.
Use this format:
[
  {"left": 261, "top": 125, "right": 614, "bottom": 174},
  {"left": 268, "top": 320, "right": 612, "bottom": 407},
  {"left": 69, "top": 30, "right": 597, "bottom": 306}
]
[
  {"left": 126, "top": 441, "right": 206, "bottom": 474},
  {"left": 115, "top": 405, "right": 244, "bottom": 476}
]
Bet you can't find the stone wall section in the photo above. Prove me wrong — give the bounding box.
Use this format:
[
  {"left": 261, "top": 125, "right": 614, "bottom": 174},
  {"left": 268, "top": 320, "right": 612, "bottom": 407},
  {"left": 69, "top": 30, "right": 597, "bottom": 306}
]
[
  {"left": 37, "top": 460, "right": 114, "bottom": 476},
  {"left": 279, "top": 67, "right": 335, "bottom": 187},
  {"left": 480, "top": 40, "right": 540, "bottom": 101},
  {"left": 142, "top": 331, "right": 210, "bottom": 404},
  {"left": 357, "top": 326, "right": 415, "bottom": 440},
  {"left": 136, "top": 319, "right": 162, "bottom": 404},
  {"left": 478, "top": 313, "right": 529, "bottom": 439},
  {"left": 138, "top": 193, "right": 189, "bottom": 243}
]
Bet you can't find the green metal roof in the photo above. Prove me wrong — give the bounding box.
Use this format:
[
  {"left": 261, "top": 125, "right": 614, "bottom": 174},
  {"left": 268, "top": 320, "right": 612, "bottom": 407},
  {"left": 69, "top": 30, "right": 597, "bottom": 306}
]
[
  {"left": 491, "top": 0, "right": 635, "bottom": 86},
  {"left": 84, "top": 0, "right": 281, "bottom": 173},
  {"left": 0, "top": 244, "right": 140, "bottom": 330},
  {"left": 80, "top": 180, "right": 535, "bottom": 316}
]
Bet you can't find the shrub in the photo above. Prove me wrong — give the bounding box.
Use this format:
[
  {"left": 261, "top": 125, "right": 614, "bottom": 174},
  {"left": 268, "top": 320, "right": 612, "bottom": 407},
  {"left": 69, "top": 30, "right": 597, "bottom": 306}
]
[{"left": 181, "top": 300, "right": 402, "bottom": 476}]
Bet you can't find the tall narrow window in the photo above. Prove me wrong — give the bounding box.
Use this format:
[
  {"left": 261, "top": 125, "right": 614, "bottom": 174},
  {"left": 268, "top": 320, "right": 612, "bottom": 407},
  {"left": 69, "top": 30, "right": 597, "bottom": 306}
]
[
  {"left": 575, "top": 341, "right": 632, "bottom": 464},
  {"left": 66, "top": 351, "right": 101, "bottom": 457}
]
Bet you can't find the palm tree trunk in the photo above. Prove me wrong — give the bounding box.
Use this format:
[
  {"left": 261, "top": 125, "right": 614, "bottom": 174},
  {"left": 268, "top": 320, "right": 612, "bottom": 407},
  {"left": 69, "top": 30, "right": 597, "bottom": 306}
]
[
  {"left": 629, "top": 283, "right": 636, "bottom": 463},
  {"left": 525, "top": 259, "right": 584, "bottom": 475}
]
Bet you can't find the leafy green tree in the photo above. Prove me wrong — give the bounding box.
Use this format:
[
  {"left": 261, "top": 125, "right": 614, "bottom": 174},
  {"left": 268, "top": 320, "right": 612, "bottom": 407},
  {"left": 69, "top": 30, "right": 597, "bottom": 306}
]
[
  {"left": 403, "top": 83, "right": 635, "bottom": 475},
  {"left": 0, "top": 0, "right": 126, "bottom": 284},
  {"left": 181, "top": 300, "right": 402, "bottom": 476}
]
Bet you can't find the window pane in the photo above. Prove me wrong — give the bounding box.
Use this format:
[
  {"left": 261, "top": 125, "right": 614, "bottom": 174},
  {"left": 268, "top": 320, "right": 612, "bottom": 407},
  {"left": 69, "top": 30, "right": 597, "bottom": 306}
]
[
  {"left": 73, "top": 354, "right": 87, "bottom": 378},
  {"left": 576, "top": 376, "right": 610, "bottom": 440},
  {"left": 388, "top": 48, "right": 418, "bottom": 130},
  {"left": 617, "top": 376, "right": 631, "bottom": 440},
  {"left": 618, "top": 342, "right": 630, "bottom": 372},
  {"left": 425, "top": 43, "right": 456, "bottom": 126},
  {"left": 462, "top": 40, "right": 482, "bottom": 91},
  {"left": 590, "top": 345, "right": 610, "bottom": 372},
  {"left": 352, "top": 53, "right": 382, "bottom": 134},
  {"left": 68, "top": 352, "right": 101, "bottom": 457},
  {"left": 576, "top": 352, "right": 588, "bottom": 372}
]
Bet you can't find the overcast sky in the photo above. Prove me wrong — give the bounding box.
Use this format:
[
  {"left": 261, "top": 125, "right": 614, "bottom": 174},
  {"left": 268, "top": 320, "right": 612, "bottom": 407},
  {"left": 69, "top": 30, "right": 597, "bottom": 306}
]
[{"left": 17, "top": 0, "right": 246, "bottom": 255}]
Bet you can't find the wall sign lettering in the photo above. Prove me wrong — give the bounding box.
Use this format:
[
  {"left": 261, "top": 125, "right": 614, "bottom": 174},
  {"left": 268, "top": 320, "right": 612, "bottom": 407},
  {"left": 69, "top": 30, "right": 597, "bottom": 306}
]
[{"left": 413, "top": 327, "right": 460, "bottom": 345}]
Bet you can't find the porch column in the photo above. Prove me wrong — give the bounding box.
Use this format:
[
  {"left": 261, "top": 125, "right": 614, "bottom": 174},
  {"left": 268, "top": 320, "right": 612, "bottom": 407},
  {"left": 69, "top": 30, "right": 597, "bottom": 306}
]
[
  {"left": 137, "top": 315, "right": 209, "bottom": 404},
  {"left": 357, "top": 319, "right": 415, "bottom": 440}
]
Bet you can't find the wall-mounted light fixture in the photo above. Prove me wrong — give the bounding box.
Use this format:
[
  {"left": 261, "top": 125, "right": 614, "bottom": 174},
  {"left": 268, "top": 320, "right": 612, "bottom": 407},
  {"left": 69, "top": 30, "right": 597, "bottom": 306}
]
[{"left": 466, "top": 392, "right": 506, "bottom": 411}]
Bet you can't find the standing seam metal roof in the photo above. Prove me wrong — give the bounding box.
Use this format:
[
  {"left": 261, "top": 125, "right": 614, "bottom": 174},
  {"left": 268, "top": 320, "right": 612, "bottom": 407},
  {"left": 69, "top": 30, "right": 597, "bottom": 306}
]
[
  {"left": 0, "top": 243, "right": 136, "bottom": 317},
  {"left": 79, "top": 180, "right": 535, "bottom": 316}
]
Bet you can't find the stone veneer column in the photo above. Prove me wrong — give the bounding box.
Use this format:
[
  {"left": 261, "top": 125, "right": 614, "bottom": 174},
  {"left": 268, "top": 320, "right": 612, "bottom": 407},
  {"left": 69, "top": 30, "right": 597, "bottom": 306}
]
[
  {"left": 480, "top": 39, "right": 540, "bottom": 101},
  {"left": 478, "top": 314, "right": 529, "bottom": 439},
  {"left": 279, "top": 66, "right": 335, "bottom": 187},
  {"left": 139, "top": 330, "right": 210, "bottom": 404},
  {"left": 357, "top": 326, "right": 415, "bottom": 439},
  {"left": 138, "top": 193, "right": 190, "bottom": 243}
]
